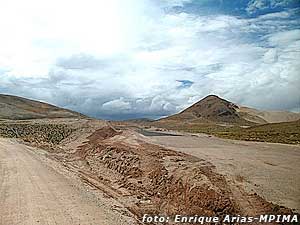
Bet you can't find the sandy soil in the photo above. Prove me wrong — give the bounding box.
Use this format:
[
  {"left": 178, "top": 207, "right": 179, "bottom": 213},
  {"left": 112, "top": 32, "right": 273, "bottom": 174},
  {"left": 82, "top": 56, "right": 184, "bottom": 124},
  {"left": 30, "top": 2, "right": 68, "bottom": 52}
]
[
  {"left": 143, "top": 132, "right": 300, "bottom": 212},
  {"left": 0, "top": 120, "right": 297, "bottom": 225},
  {"left": 238, "top": 106, "right": 300, "bottom": 123},
  {"left": 0, "top": 138, "right": 135, "bottom": 225}
]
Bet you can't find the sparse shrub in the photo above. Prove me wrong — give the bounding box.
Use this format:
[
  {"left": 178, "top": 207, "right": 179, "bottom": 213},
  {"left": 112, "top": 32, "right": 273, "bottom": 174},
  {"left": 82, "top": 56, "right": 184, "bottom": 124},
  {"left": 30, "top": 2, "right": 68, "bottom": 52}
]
[{"left": 0, "top": 123, "right": 75, "bottom": 144}]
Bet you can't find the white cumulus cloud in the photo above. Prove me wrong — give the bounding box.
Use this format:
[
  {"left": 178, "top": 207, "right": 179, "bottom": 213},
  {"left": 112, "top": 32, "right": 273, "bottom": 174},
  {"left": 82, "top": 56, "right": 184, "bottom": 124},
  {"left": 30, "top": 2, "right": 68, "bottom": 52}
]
[{"left": 0, "top": 1, "right": 299, "bottom": 119}]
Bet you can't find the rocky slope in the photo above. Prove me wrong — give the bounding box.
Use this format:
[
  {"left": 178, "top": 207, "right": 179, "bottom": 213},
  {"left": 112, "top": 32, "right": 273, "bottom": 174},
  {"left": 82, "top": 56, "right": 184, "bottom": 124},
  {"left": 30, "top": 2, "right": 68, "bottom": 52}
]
[
  {"left": 0, "top": 94, "right": 84, "bottom": 120},
  {"left": 157, "top": 95, "right": 300, "bottom": 125}
]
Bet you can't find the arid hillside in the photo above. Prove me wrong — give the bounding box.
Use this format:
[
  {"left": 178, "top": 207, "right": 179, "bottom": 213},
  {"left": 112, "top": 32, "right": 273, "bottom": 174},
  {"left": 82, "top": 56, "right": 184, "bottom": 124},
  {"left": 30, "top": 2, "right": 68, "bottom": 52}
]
[
  {"left": 0, "top": 94, "right": 85, "bottom": 120},
  {"left": 237, "top": 106, "right": 300, "bottom": 123},
  {"left": 156, "top": 95, "right": 300, "bottom": 125},
  {"left": 168, "top": 95, "right": 248, "bottom": 124},
  {"left": 123, "top": 95, "right": 300, "bottom": 145}
]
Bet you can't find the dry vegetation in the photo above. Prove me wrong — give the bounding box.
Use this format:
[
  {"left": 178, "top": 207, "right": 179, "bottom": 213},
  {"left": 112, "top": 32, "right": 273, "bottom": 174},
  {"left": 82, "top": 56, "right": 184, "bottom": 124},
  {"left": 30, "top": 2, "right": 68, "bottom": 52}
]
[
  {"left": 214, "top": 121, "right": 300, "bottom": 144},
  {"left": 0, "top": 121, "right": 75, "bottom": 145},
  {"left": 152, "top": 120, "right": 300, "bottom": 145}
]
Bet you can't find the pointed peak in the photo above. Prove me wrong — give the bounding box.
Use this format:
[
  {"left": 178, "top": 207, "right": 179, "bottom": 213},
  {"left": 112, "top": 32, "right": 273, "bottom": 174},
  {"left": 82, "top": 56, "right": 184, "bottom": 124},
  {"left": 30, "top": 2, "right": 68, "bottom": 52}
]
[{"left": 196, "top": 95, "right": 234, "bottom": 106}]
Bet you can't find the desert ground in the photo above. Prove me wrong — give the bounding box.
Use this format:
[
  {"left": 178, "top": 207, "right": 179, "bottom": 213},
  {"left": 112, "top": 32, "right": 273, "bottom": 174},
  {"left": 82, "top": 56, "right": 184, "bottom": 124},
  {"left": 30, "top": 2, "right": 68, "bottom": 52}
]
[
  {"left": 0, "top": 138, "right": 136, "bottom": 225},
  {"left": 140, "top": 130, "right": 300, "bottom": 212},
  {"left": 0, "top": 118, "right": 298, "bottom": 225}
]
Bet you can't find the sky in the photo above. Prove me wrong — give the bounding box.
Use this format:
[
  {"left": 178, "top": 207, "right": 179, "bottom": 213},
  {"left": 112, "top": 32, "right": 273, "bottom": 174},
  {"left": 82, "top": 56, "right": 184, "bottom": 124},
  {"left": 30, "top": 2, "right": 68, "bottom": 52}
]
[{"left": 0, "top": 0, "right": 299, "bottom": 120}]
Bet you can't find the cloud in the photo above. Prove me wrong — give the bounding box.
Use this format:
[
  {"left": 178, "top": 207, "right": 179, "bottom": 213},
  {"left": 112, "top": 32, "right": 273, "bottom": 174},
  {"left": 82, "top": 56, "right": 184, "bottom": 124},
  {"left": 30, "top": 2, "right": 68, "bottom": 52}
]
[
  {"left": 268, "top": 29, "right": 300, "bottom": 47},
  {"left": 246, "top": 0, "right": 300, "bottom": 14},
  {"left": 102, "top": 98, "right": 131, "bottom": 112},
  {"left": 56, "top": 54, "right": 104, "bottom": 70},
  {"left": 0, "top": 1, "right": 300, "bottom": 119}
]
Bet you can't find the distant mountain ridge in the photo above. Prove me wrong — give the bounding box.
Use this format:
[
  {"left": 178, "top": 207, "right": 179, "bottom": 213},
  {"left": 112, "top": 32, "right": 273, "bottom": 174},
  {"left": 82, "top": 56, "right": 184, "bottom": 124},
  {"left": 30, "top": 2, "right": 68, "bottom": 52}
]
[
  {"left": 0, "top": 94, "right": 85, "bottom": 120},
  {"left": 158, "top": 95, "right": 300, "bottom": 125},
  {"left": 1, "top": 93, "right": 299, "bottom": 123},
  {"left": 237, "top": 106, "right": 300, "bottom": 124}
]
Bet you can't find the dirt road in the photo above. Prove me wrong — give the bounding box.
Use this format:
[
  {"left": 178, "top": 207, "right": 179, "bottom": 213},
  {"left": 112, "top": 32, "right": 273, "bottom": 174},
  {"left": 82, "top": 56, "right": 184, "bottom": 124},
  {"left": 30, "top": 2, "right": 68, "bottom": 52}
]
[
  {"left": 143, "top": 132, "right": 300, "bottom": 212},
  {"left": 0, "top": 138, "right": 134, "bottom": 225}
]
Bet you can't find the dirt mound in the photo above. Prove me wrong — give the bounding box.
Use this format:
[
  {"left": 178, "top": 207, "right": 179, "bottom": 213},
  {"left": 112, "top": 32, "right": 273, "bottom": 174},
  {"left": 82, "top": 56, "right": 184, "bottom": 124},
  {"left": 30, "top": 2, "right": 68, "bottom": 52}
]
[
  {"left": 75, "top": 131, "right": 237, "bottom": 217},
  {"left": 86, "top": 126, "right": 121, "bottom": 142},
  {"left": 70, "top": 126, "right": 294, "bottom": 223}
]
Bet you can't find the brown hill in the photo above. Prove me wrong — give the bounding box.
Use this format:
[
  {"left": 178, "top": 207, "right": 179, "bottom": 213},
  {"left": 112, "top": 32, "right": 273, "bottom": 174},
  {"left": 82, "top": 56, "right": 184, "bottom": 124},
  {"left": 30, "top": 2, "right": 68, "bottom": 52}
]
[
  {"left": 0, "top": 94, "right": 85, "bottom": 120},
  {"left": 178, "top": 95, "right": 241, "bottom": 122},
  {"left": 147, "top": 95, "right": 300, "bottom": 144},
  {"left": 237, "top": 106, "right": 300, "bottom": 123},
  {"left": 156, "top": 95, "right": 300, "bottom": 125},
  {"left": 160, "top": 95, "right": 251, "bottom": 125}
]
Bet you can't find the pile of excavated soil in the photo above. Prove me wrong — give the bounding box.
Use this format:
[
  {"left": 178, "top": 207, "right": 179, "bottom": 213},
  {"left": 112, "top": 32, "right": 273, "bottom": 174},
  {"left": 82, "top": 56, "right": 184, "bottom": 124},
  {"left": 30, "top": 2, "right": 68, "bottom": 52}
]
[{"left": 68, "top": 126, "right": 294, "bottom": 224}]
